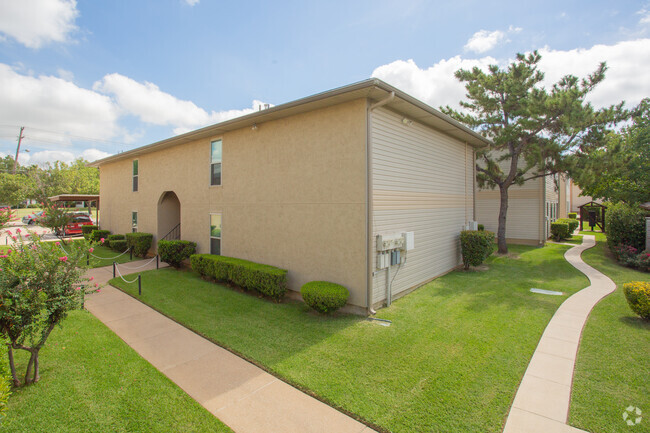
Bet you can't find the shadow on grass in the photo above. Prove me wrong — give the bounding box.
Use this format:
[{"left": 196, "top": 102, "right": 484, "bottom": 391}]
[
  {"left": 109, "top": 267, "right": 363, "bottom": 368},
  {"left": 618, "top": 315, "right": 650, "bottom": 330}
]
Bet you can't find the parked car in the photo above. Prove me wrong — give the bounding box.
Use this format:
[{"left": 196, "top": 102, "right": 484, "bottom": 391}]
[
  {"left": 56, "top": 214, "right": 94, "bottom": 236},
  {"left": 22, "top": 210, "right": 44, "bottom": 225}
]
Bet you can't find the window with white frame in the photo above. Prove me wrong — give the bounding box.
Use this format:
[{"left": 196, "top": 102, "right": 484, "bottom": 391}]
[
  {"left": 132, "top": 211, "right": 138, "bottom": 233},
  {"left": 132, "top": 160, "right": 139, "bottom": 192},
  {"left": 210, "top": 213, "right": 221, "bottom": 255},
  {"left": 210, "top": 140, "right": 222, "bottom": 186}
]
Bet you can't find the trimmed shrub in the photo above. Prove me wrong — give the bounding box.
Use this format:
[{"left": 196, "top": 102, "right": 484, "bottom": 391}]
[
  {"left": 568, "top": 212, "right": 578, "bottom": 219},
  {"left": 301, "top": 281, "right": 349, "bottom": 314},
  {"left": 550, "top": 222, "right": 570, "bottom": 241},
  {"left": 110, "top": 239, "right": 128, "bottom": 252},
  {"left": 460, "top": 230, "right": 495, "bottom": 269},
  {"left": 623, "top": 281, "right": 650, "bottom": 320},
  {"left": 91, "top": 229, "right": 111, "bottom": 242},
  {"left": 190, "top": 254, "right": 287, "bottom": 301},
  {"left": 158, "top": 240, "right": 196, "bottom": 268},
  {"left": 477, "top": 224, "right": 485, "bottom": 231},
  {"left": 606, "top": 202, "right": 646, "bottom": 253},
  {"left": 106, "top": 234, "right": 125, "bottom": 248},
  {"left": 125, "top": 233, "right": 153, "bottom": 257},
  {"left": 633, "top": 252, "right": 650, "bottom": 273},
  {"left": 82, "top": 225, "right": 98, "bottom": 240},
  {"left": 557, "top": 218, "right": 579, "bottom": 234}
]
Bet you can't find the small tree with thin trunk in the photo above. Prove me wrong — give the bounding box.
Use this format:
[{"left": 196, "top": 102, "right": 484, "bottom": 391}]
[
  {"left": 0, "top": 230, "right": 98, "bottom": 386},
  {"left": 38, "top": 201, "right": 72, "bottom": 242},
  {"left": 442, "top": 51, "right": 626, "bottom": 253}
]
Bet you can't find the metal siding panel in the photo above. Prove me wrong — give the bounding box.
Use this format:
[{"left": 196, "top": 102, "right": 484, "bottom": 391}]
[{"left": 370, "top": 108, "right": 471, "bottom": 305}]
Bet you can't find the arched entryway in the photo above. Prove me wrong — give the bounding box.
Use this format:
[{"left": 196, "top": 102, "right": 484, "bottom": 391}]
[{"left": 157, "top": 191, "right": 181, "bottom": 241}]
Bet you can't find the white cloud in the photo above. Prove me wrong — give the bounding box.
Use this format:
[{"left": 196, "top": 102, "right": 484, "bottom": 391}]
[
  {"left": 372, "top": 56, "right": 497, "bottom": 109},
  {"left": 464, "top": 30, "right": 506, "bottom": 53},
  {"left": 0, "top": 0, "right": 79, "bottom": 49},
  {"left": 183, "top": 0, "right": 200, "bottom": 5},
  {"left": 464, "top": 26, "right": 522, "bottom": 53},
  {"left": 15, "top": 148, "right": 110, "bottom": 166},
  {"left": 0, "top": 64, "right": 121, "bottom": 145},
  {"left": 373, "top": 39, "right": 650, "bottom": 111},
  {"left": 94, "top": 73, "right": 272, "bottom": 135},
  {"left": 638, "top": 8, "right": 650, "bottom": 25},
  {"left": 57, "top": 68, "right": 74, "bottom": 81},
  {"left": 80, "top": 148, "right": 112, "bottom": 162}
]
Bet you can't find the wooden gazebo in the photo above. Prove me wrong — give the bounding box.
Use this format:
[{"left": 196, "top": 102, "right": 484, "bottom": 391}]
[{"left": 578, "top": 201, "right": 606, "bottom": 232}]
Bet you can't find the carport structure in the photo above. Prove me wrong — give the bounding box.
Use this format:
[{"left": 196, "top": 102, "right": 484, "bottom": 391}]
[{"left": 48, "top": 194, "right": 100, "bottom": 226}]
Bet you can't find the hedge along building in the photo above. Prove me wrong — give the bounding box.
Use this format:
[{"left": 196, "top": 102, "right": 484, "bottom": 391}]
[
  {"left": 91, "top": 79, "right": 489, "bottom": 312},
  {"left": 474, "top": 157, "right": 569, "bottom": 245}
]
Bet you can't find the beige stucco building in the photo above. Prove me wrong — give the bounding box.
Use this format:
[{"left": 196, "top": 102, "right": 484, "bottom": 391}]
[{"left": 92, "top": 79, "right": 489, "bottom": 312}]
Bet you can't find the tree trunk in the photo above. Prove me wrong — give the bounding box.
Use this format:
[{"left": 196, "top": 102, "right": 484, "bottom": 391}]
[
  {"left": 7, "top": 344, "right": 19, "bottom": 387},
  {"left": 24, "top": 351, "right": 36, "bottom": 385},
  {"left": 33, "top": 351, "right": 40, "bottom": 383},
  {"left": 497, "top": 185, "right": 509, "bottom": 254}
]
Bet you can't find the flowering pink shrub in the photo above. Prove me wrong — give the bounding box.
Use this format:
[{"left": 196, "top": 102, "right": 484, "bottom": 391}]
[{"left": 0, "top": 230, "right": 101, "bottom": 386}]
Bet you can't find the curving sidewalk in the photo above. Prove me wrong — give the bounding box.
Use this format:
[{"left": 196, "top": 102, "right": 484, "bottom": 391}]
[
  {"left": 503, "top": 235, "right": 616, "bottom": 433},
  {"left": 84, "top": 261, "right": 376, "bottom": 433}
]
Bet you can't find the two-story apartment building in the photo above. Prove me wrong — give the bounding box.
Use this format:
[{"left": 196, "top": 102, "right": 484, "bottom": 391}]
[{"left": 91, "top": 79, "right": 489, "bottom": 312}]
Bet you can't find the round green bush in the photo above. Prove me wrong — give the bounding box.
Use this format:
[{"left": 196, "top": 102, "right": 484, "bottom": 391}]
[
  {"left": 158, "top": 240, "right": 196, "bottom": 268},
  {"left": 623, "top": 281, "right": 650, "bottom": 320},
  {"left": 460, "top": 230, "right": 495, "bottom": 269},
  {"left": 550, "top": 222, "right": 570, "bottom": 241},
  {"left": 301, "top": 281, "right": 349, "bottom": 314}
]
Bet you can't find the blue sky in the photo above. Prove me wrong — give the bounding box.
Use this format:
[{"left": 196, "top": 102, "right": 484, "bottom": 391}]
[{"left": 0, "top": 0, "right": 649, "bottom": 165}]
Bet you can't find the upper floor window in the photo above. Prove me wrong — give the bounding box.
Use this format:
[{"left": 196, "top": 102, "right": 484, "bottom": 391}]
[
  {"left": 211, "top": 140, "right": 222, "bottom": 186},
  {"left": 132, "top": 160, "right": 139, "bottom": 192}
]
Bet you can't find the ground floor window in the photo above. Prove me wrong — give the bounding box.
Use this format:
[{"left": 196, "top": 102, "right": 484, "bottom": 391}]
[
  {"left": 210, "top": 213, "right": 221, "bottom": 255},
  {"left": 132, "top": 211, "right": 138, "bottom": 233}
]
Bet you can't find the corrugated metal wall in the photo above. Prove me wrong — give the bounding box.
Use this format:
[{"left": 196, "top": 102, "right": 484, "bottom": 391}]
[
  {"left": 370, "top": 107, "right": 474, "bottom": 306},
  {"left": 475, "top": 155, "right": 543, "bottom": 242}
]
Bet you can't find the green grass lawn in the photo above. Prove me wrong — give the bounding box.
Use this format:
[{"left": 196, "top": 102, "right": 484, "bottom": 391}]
[
  {"left": 563, "top": 234, "right": 584, "bottom": 244},
  {"left": 2, "top": 310, "right": 232, "bottom": 433},
  {"left": 569, "top": 232, "right": 650, "bottom": 433},
  {"left": 111, "top": 243, "right": 588, "bottom": 433},
  {"left": 59, "top": 241, "right": 139, "bottom": 268}
]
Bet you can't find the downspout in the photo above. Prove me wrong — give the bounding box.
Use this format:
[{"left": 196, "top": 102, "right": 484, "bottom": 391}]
[{"left": 366, "top": 91, "right": 395, "bottom": 315}]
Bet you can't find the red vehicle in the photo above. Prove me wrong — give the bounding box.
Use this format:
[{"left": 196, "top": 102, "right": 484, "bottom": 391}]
[{"left": 58, "top": 214, "right": 94, "bottom": 236}]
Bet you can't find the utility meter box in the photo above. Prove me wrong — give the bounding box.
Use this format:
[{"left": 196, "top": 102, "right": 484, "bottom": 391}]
[
  {"left": 403, "top": 231, "right": 415, "bottom": 251},
  {"left": 376, "top": 234, "right": 405, "bottom": 251}
]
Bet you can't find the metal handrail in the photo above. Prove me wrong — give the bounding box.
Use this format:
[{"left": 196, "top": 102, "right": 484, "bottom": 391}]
[{"left": 161, "top": 223, "right": 181, "bottom": 241}]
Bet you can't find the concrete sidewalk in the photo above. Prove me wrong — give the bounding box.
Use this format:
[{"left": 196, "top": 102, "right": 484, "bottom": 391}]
[
  {"left": 84, "top": 262, "right": 376, "bottom": 433},
  {"left": 503, "top": 235, "right": 616, "bottom": 433}
]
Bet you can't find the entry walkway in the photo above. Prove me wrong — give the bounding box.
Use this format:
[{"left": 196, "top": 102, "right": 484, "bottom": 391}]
[
  {"left": 84, "top": 262, "right": 375, "bottom": 433},
  {"left": 503, "top": 235, "right": 616, "bottom": 433}
]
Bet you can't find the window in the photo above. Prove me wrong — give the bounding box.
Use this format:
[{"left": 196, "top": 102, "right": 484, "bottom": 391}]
[
  {"left": 132, "top": 160, "right": 139, "bottom": 192},
  {"left": 210, "top": 214, "right": 221, "bottom": 255},
  {"left": 210, "top": 140, "right": 222, "bottom": 186},
  {"left": 132, "top": 211, "right": 138, "bottom": 233}
]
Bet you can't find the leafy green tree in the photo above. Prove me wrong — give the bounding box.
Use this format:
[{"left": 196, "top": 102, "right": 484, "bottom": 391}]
[
  {"left": 0, "top": 174, "right": 27, "bottom": 206},
  {"left": 443, "top": 52, "right": 626, "bottom": 253},
  {"left": 573, "top": 98, "right": 650, "bottom": 204},
  {"left": 30, "top": 159, "right": 99, "bottom": 202},
  {"left": 38, "top": 201, "right": 72, "bottom": 240},
  {"left": 0, "top": 230, "right": 97, "bottom": 386}
]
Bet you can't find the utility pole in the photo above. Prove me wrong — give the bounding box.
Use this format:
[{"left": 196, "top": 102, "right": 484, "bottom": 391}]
[{"left": 13, "top": 126, "right": 25, "bottom": 175}]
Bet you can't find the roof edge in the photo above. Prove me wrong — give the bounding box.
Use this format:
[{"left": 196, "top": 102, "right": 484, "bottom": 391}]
[{"left": 89, "top": 78, "right": 489, "bottom": 167}]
